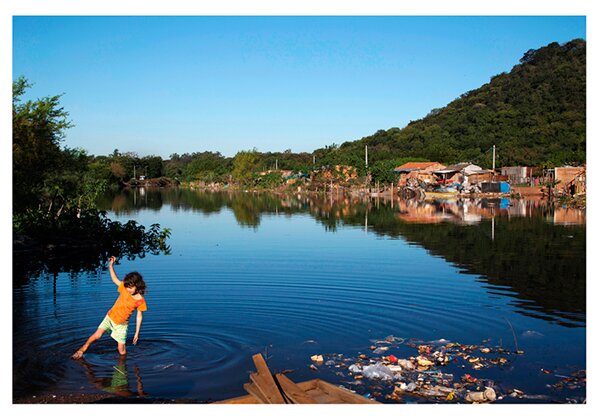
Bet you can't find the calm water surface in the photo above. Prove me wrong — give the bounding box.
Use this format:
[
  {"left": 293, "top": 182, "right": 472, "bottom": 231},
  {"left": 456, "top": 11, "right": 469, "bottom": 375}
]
[{"left": 13, "top": 189, "right": 586, "bottom": 403}]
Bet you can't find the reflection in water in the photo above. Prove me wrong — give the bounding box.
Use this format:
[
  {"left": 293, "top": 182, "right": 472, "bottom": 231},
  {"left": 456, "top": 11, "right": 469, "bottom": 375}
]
[
  {"left": 97, "top": 188, "right": 585, "bottom": 327},
  {"left": 77, "top": 355, "right": 146, "bottom": 397},
  {"left": 14, "top": 188, "right": 586, "bottom": 403},
  {"left": 98, "top": 188, "right": 585, "bottom": 227}
]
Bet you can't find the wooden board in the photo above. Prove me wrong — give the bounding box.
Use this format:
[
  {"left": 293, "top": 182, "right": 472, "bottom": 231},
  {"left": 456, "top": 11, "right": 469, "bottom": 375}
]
[
  {"left": 215, "top": 394, "right": 260, "bottom": 404},
  {"left": 243, "top": 382, "right": 268, "bottom": 404},
  {"left": 248, "top": 354, "right": 286, "bottom": 404},
  {"left": 213, "top": 353, "right": 379, "bottom": 404},
  {"left": 314, "top": 379, "right": 378, "bottom": 404},
  {"left": 249, "top": 372, "right": 286, "bottom": 404},
  {"left": 217, "top": 378, "right": 379, "bottom": 404},
  {"left": 275, "top": 374, "right": 318, "bottom": 404}
]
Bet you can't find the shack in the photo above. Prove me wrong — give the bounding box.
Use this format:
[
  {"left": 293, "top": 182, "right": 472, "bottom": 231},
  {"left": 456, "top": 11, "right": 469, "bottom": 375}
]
[
  {"left": 554, "top": 166, "right": 586, "bottom": 195},
  {"left": 480, "top": 181, "right": 511, "bottom": 194},
  {"left": 394, "top": 162, "right": 446, "bottom": 187},
  {"left": 501, "top": 166, "right": 539, "bottom": 185},
  {"left": 432, "top": 163, "right": 483, "bottom": 186}
]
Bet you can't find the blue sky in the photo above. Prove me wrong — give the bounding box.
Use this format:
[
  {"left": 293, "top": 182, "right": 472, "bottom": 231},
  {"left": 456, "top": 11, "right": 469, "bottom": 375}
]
[{"left": 13, "top": 16, "right": 586, "bottom": 158}]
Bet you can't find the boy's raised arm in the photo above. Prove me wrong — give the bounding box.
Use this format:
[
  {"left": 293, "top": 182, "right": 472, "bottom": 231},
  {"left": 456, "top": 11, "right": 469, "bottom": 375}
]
[{"left": 108, "top": 256, "right": 122, "bottom": 286}]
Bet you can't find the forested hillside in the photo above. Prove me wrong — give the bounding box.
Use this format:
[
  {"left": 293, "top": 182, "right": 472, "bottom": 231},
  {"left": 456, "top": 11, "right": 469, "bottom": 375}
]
[{"left": 315, "top": 39, "right": 586, "bottom": 169}]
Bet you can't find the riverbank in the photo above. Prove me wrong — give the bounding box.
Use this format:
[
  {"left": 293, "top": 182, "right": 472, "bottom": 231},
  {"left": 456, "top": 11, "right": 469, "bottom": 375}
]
[
  {"left": 183, "top": 181, "right": 587, "bottom": 209},
  {"left": 14, "top": 392, "right": 201, "bottom": 404}
]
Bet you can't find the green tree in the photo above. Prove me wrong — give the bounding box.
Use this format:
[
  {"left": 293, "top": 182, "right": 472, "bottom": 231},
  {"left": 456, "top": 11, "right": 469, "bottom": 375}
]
[
  {"left": 232, "top": 149, "right": 263, "bottom": 185},
  {"left": 13, "top": 77, "right": 73, "bottom": 213}
]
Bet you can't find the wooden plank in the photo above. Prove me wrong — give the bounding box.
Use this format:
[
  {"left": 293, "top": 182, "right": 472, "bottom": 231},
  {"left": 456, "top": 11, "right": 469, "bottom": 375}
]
[
  {"left": 305, "top": 389, "right": 334, "bottom": 404},
  {"left": 315, "top": 380, "right": 379, "bottom": 404},
  {"left": 214, "top": 394, "right": 260, "bottom": 404},
  {"left": 248, "top": 354, "right": 286, "bottom": 404},
  {"left": 249, "top": 372, "right": 286, "bottom": 404},
  {"left": 243, "top": 382, "right": 268, "bottom": 404},
  {"left": 251, "top": 354, "right": 272, "bottom": 376},
  {"left": 296, "top": 379, "right": 319, "bottom": 391},
  {"left": 275, "top": 374, "right": 318, "bottom": 404}
]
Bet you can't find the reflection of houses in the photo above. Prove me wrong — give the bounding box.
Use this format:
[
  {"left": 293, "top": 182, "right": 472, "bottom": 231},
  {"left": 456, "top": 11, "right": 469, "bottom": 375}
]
[
  {"left": 395, "top": 198, "right": 511, "bottom": 225},
  {"left": 396, "top": 200, "right": 447, "bottom": 224},
  {"left": 553, "top": 207, "right": 586, "bottom": 225}
]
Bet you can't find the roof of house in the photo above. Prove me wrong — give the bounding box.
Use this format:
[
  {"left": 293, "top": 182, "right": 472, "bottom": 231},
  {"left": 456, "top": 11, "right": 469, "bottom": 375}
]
[
  {"left": 396, "top": 162, "right": 442, "bottom": 170},
  {"left": 433, "top": 163, "right": 482, "bottom": 174}
]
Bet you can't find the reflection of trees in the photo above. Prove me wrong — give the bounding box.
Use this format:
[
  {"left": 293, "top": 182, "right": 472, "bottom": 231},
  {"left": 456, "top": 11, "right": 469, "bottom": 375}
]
[
  {"left": 394, "top": 216, "right": 584, "bottom": 326},
  {"left": 96, "top": 189, "right": 585, "bottom": 326},
  {"left": 14, "top": 216, "right": 171, "bottom": 286},
  {"left": 96, "top": 189, "right": 164, "bottom": 213},
  {"left": 311, "top": 201, "right": 585, "bottom": 327}
]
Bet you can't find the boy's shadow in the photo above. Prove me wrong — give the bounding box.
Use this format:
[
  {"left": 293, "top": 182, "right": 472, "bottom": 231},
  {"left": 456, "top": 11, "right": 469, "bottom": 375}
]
[{"left": 76, "top": 355, "right": 147, "bottom": 398}]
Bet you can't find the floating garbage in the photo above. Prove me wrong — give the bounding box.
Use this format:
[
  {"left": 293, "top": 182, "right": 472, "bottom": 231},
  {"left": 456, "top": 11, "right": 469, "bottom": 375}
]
[
  {"left": 310, "top": 355, "right": 324, "bottom": 364},
  {"left": 305, "top": 335, "right": 585, "bottom": 404},
  {"left": 348, "top": 364, "right": 362, "bottom": 374},
  {"left": 465, "top": 387, "right": 497, "bottom": 403},
  {"left": 547, "top": 370, "right": 586, "bottom": 390},
  {"left": 521, "top": 330, "right": 544, "bottom": 339},
  {"left": 152, "top": 363, "right": 188, "bottom": 371},
  {"left": 362, "top": 363, "right": 395, "bottom": 381}
]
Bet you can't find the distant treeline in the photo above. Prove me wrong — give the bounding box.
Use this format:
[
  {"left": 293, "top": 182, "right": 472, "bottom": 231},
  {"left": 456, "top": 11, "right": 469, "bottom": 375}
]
[{"left": 86, "top": 39, "right": 585, "bottom": 187}]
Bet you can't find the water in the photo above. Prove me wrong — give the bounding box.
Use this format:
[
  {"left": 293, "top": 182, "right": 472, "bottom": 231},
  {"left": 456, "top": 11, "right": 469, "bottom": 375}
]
[{"left": 13, "top": 189, "right": 586, "bottom": 402}]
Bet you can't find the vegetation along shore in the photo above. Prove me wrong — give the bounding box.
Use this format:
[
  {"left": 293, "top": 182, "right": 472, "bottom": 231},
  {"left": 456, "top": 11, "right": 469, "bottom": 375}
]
[{"left": 13, "top": 39, "right": 585, "bottom": 272}]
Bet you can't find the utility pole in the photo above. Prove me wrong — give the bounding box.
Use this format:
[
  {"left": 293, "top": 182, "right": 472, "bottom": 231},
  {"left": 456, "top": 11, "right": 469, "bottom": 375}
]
[
  {"left": 365, "top": 145, "right": 368, "bottom": 169},
  {"left": 492, "top": 145, "right": 496, "bottom": 171},
  {"left": 275, "top": 159, "right": 278, "bottom": 170},
  {"left": 313, "top": 155, "right": 316, "bottom": 166}
]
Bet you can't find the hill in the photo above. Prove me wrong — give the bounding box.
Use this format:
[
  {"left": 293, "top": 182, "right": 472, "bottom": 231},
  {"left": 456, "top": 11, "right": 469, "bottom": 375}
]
[{"left": 314, "top": 39, "right": 586, "bottom": 170}]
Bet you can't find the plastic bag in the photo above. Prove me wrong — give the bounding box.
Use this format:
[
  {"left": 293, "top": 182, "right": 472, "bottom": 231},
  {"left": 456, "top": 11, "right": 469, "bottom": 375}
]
[{"left": 362, "top": 363, "right": 394, "bottom": 381}]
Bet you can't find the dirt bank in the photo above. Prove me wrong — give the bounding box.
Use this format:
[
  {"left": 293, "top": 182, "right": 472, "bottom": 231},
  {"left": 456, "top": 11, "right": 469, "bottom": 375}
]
[{"left": 14, "top": 392, "right": 201, "bottom": 404}]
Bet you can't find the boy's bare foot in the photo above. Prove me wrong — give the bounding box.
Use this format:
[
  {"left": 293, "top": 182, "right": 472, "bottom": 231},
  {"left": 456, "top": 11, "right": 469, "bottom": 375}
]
[{"left": 72, "top": 350, "right": 84, "bottom": 359}]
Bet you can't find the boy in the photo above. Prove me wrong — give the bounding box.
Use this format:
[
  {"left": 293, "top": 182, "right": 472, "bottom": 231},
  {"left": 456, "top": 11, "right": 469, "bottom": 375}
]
[{"left": 72, "top": 256, "right": 147, "bottom": 359}]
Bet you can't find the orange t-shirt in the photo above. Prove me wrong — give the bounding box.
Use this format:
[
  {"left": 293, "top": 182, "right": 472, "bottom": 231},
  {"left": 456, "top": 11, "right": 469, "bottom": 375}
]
[{"left": 107, "top": 283, "right": 147, "bottom": 324}]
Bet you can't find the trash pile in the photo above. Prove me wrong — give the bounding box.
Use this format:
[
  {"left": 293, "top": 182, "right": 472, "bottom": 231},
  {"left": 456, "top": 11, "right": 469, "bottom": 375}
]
[
  {"left": 307, "top": 336, "right": 586, "bottom": 404},
  {"left": 545, "top": 369, "right": 587, "bottom": 391}
]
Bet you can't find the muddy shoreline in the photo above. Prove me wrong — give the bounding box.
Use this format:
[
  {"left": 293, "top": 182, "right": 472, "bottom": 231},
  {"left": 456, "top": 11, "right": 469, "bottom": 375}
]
[{"left": 14, "top": 392, "right": 203, "bottom": 404}]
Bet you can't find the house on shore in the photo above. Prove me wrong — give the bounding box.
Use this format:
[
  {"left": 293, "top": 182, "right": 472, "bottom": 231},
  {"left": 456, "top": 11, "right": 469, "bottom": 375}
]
[
  {"left": 394, "top": 162, "right": 446, "bottom": 187},
  {"left": 432, "top": 163, "right": 483, "bottom": 186},
  {"left": 501, "top": 166, "right": 541, "bottom": 184},
  {"left": 553, "top": 166, "right": 586, "bottom": 195}
]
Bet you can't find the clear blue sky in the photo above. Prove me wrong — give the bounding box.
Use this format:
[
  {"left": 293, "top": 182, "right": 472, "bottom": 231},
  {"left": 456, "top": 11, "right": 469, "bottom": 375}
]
[{"left": 13, "top": 16, "right": 586, "bottom": 158}]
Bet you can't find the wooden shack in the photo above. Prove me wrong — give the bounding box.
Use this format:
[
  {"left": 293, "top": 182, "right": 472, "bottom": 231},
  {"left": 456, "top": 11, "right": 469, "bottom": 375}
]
[
  {"left": 394, "top": 162, "right": 446, "bottom": 187},
  {"left": 554, "top": 166, "right": 586, "bottom": 194}
]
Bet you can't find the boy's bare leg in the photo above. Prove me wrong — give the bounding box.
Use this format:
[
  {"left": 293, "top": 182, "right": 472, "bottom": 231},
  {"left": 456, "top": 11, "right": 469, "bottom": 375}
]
[
  {"left": 72, "top": 328, "right": 105, "bottom": 359},
  {"left": 118, "top": 342, "right": 126, "bottom": 356}
]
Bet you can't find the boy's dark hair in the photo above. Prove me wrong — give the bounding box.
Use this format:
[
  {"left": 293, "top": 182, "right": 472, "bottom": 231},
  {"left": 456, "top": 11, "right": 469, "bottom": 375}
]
[{"left": 123, "top": 272, "right": 146, "bottom": 295}]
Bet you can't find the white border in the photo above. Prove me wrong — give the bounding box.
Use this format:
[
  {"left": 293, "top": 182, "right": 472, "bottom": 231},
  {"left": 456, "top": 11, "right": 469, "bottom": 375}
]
[{"left": 2, "top": 2, "right": 595, "bottom": 416}]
